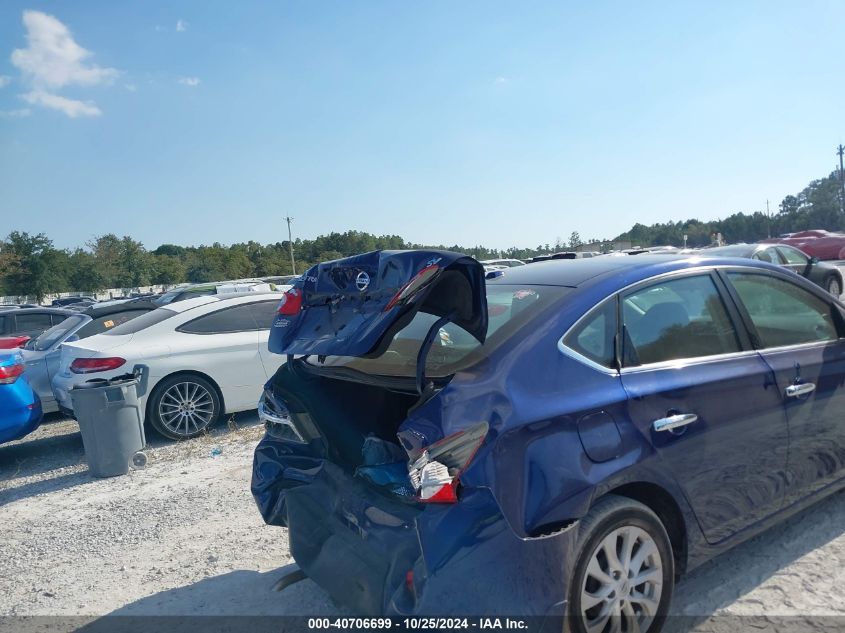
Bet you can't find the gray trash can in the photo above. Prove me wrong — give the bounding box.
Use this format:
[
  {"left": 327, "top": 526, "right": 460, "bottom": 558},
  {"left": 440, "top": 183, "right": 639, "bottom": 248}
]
[{"left": 71, "top": 365, "right": 149, "bottom": 478}]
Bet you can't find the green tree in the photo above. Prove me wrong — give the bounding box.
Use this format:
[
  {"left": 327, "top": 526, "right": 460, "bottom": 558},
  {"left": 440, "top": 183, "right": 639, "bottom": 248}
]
[{"left": 1, "top": 231, "right": 64, "bottom": 301}]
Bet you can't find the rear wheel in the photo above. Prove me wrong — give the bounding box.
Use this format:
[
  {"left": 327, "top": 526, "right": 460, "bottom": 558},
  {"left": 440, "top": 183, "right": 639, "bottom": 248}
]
[
  {"left": 568, "top": 495, "right": 674, "bottom": 633},
  {"left": 148, "top": 374, "right": 221, "bottom": 440},
  {"left": 827, "top": 275, "right": 842, "bottom": 298}
]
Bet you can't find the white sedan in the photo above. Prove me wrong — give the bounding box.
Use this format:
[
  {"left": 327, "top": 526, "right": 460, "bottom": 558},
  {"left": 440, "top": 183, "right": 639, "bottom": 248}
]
[{"left": 52, "top": 292, "right": 285, "bottom": 440}]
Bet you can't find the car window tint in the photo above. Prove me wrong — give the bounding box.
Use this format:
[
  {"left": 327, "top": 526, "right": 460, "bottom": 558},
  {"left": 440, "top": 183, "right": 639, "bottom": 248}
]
[
  {"left": 179, "top": 303, "right": 258, "bottom": 334},
  {"left": 728, "top": 273, "right": 838, "bottom": 347},
  {"left": 14, "top": 313, "right": 55, "bottom": 335},
  {"left": 564, "top": 300, "right": 617, "bottom": 368},
  {"left": 76, "top": 309, "right": 152, "bottom": 338},
  {"left": 622, "top": 275, "right": 741, "bottom": 366},
  {"left": 754, "top": 249, "right": 779, "bottom": 264},
  {"left": 105, "top": 308, "right": 178, "bottom": 335},
  {"left": 247, "top": 300, "right": 279, "bottom": 330},
  {"left": 776, "top": 246, "right": 808, "bottom": 266}
]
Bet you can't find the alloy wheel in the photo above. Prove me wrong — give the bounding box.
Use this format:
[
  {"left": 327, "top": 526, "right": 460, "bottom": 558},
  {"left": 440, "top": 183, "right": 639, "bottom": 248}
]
[
  {"left": 829, "top": 278, "right": 842, "bottom": 298},
  {"left": 157, "top": 381, "right": 215, "bottom": 438},
  {"left": 579, "top": 525, "right": 663, "bottom": 633}
]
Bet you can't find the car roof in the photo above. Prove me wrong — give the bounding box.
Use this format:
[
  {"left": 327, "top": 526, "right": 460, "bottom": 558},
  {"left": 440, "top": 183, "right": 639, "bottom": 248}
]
[
  {"left": 486, "top": 254, "right": 779, "bottom": 288},
  {"left": 164, "top": 291, "right": 283, "bottom": 313}
]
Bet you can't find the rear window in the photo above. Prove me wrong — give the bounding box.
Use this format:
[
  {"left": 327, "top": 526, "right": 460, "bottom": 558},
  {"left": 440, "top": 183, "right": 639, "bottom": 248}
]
[
  {"left": 104, "top": 308, "right": 178, "bottom": 335},
  {"left": 309, "top": 284, "right": 568, "bottom": 378},
  {"left": 76, "top": 309, "right": 152, "bottom": 339}
]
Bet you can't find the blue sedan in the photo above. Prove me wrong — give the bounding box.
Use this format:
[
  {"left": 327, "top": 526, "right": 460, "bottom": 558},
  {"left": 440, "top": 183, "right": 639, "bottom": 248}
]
[
  {"left": 252, "top": 251, "right": 845, "bottom": 631},
  {"left": 0, "top": 351, "right": 43, "bottom": 444}
]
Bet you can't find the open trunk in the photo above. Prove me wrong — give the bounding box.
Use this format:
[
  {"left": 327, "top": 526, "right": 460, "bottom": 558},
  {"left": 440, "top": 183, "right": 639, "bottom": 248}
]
[{"left": 270, "top": 359, "right": 418, "bottom": 470}]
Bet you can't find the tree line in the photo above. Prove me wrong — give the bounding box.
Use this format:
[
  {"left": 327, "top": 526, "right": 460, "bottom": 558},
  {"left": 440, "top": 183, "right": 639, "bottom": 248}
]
[{"left": 2, "top": 170, "right": 843, "bottom": 300}]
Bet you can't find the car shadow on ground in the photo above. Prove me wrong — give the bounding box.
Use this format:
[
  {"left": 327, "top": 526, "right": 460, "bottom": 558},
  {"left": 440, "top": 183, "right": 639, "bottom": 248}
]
[
  {"left": 77, "top": 489, "right": 845, "bottom": 632},
  {"left": 0, "top": 411, "right": 264, "bottom": 506}
]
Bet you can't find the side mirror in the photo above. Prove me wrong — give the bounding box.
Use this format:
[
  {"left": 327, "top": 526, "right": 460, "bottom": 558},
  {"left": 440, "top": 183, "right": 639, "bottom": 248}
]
[{"left": 809, "top": 256, "right": 820, "bottom": 266}]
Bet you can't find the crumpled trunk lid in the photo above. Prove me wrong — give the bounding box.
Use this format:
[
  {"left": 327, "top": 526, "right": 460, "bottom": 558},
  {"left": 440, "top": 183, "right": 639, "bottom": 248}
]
[{"left": 269, "top": 249, "right": 488, "bottom": 358}]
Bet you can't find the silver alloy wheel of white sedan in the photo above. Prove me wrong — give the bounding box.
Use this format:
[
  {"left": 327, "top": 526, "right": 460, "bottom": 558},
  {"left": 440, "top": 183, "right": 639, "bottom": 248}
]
[
  {"left": 158, "top": 380, "right": 216, "bottom": 437},
  {"left": 828, "top": 276, "right": 842, "bottom": 298}
]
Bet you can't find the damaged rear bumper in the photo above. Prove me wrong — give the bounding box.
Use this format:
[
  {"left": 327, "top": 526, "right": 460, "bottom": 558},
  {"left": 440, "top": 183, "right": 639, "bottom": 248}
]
[{"left": 251, "top": 434, "right": 576, "bottom": 617}]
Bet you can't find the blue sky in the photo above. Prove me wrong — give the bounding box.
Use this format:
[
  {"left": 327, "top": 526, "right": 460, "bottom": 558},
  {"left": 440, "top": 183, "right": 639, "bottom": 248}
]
[{"left": 0, "top": 1, "right": 843, "bottom": 251}]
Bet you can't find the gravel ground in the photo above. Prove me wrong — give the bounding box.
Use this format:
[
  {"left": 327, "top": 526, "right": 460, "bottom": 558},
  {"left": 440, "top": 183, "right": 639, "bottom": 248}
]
[{"left": 3, "top": 409, "right": 845, "bottom": 631}]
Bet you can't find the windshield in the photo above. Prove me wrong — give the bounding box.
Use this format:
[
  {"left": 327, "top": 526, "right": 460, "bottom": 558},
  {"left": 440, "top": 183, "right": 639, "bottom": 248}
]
[
  {"left": 28, "top": 314, "right": 87, "bottom": 351},
  {"left": 307, "top": 284, "right": 569, "bottom": 379}
]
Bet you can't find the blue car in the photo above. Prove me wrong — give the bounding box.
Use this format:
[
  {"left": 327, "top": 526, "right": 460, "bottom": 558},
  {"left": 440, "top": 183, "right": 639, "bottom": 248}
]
[
  {"left": 252, "top": 251, "right": 845, "bottom": 631},
  {"left": 0, "top": 351, "right": 43, "bottom": 444}
]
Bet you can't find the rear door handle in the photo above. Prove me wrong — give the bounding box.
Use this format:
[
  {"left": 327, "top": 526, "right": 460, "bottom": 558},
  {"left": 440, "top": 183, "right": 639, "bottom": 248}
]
[
  {"left": 785, "top": 383, "right": 816, "bottom": 398},
  {"left": 653, "top": 413, "right": 698, "bottom": 432}
]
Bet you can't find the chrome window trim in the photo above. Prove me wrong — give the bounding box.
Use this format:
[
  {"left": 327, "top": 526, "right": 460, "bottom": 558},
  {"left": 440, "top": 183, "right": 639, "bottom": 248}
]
[
  {"left": 557, "top": 337, "right": 619, "bottom": 376},
  {"left": 558, "top": 264, "right": 760, "bottom": 373},
  {"left": 619, "top": 349, "right": 759, "bottom": 375},
  {"left": 558, "top": 294, "right": 619, "bottom": 375}
]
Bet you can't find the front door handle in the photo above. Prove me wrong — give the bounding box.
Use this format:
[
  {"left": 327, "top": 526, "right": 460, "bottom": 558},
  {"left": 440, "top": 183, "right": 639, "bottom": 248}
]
[
  {"left": 653, "top": 413, "right": 698, "bottom": 432},
  {"left": 785, "top": 382, "right": 816, "bottom": 398}
]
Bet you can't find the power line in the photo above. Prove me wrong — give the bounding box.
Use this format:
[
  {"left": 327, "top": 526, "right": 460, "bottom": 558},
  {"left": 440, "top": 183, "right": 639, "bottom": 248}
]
[{"left": 284, "top": 216, "right": 296, "bottom": 275}]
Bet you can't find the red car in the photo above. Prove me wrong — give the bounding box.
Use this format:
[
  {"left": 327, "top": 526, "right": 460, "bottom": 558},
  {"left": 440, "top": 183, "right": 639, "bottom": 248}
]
[
  {"left": 0, "top": 335, "right": 30, "bottom": 349},
  {"left": 760, "top": 229, "right": 845, "bottom": 261}
]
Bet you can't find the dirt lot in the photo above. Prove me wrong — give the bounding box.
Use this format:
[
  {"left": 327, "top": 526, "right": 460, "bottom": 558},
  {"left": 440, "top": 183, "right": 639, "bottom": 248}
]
[{"left": 3, "top": 411, "right": 845, "bottom": 630}]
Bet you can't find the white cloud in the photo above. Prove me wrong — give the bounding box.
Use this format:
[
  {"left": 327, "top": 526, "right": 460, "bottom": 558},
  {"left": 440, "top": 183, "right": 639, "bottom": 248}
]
[
  {"left": 493, "top": 76, "right": 508, "bottom": 85},
  {"left": 0, "top": 75, "right": 11, "bottom": 88},
  {"left": 22, "top": 90, "right": 101, "bottom": 117},
  {"left": 154, "top": 25, "right": 166, "bottom": 32},
  {"left": 178, "top": 76, "right": 200, "bottom": 87},
  {"left": 10, "top": 10, "right": 118, "bottom": 117},
  {"left": 0, "top": 108, "right": 31, "bottom": 118},
  {"left": 124, "top": 83, "right": 137, "bottom": 92},
  {"left": 176, "top": 19, "right": 188, "bottom": 32}
]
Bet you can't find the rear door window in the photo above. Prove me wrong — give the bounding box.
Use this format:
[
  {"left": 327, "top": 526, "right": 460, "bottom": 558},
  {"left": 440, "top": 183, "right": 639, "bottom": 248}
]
[
  {"left": 179, "top": 303, "right": 260, "bottom": 334},
  {"left": 247, "top": 300, "right": 279, "bottom": 330},
  {"left": 622, "top": 275, "right": 741, "bottom": 366},
  {"left": 13, "top": 313, "right": 55, "bottom": 335},
  {"left": 728, "top": 273, "right": 839, "bottom": 348}
]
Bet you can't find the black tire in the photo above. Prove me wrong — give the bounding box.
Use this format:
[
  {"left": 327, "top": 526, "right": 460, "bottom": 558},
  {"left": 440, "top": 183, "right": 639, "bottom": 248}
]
[
  {"left": 147, "top": 373, "right": 222, "bottom": 440},
  {"left": 567, "top": 495, "right": 674, "bottom": 633},
  {"left": 827, "top": 275, "right": 842, "bottom": 298}
]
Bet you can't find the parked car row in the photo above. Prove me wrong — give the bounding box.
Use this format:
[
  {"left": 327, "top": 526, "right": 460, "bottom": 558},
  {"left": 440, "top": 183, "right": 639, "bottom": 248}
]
[
  {"left": 1, "top": 278, "right": 295, "bottom": 445},
  {"left": 761, "top": 229, "right": 845, "bottom": 261}
]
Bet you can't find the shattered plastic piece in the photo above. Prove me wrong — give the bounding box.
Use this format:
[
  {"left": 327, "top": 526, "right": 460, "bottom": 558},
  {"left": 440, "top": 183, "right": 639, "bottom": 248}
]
[
  {"left": 418, "top": 461, "right": 452, "bottom": 500},
  {"left": 210, "top": 447, "right": 222, "bottom": 457}
]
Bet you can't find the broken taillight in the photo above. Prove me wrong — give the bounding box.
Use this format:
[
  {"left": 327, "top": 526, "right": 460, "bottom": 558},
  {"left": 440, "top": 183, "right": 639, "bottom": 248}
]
[
  {"left": 407, "top": 421, "right": 489, "bottom": 504},
  {"left": 277, "top": 288, "right": 303, "bottom": 316},
  {"left": 0, "top": 362, "right": 24, "bottom": 384}
]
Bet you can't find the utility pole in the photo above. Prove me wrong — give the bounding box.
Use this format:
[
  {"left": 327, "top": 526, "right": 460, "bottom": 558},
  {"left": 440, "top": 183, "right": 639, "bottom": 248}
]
[
  {"left": 284, "top": 216, "right": 296, "bottom": 275},
  {"left": 766, "top": 199, "right": 771, "bottom": 239},
  {"left": 837, "top": 144, "right": 845, "bottom": 218}
]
